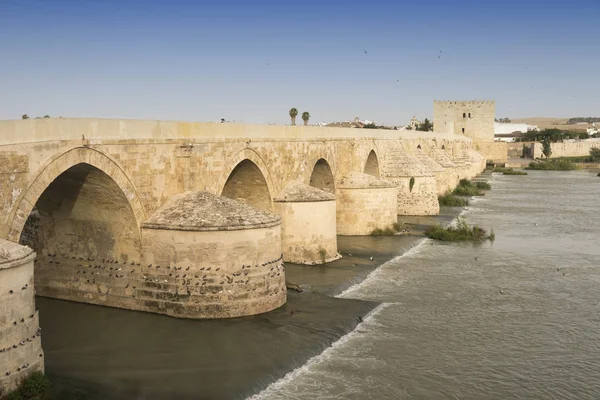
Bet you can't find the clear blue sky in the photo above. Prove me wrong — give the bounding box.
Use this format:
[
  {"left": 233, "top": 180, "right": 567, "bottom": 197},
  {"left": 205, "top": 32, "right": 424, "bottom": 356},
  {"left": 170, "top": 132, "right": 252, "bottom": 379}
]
[{"left": 0, "top": 0, "right": 598, "bottom": 125}]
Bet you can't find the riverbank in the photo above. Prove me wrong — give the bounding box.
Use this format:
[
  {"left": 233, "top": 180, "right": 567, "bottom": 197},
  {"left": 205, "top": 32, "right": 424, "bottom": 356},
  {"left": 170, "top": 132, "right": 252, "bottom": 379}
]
[{"left": 36, "top": 207, "right": 464, "bottom": 400}]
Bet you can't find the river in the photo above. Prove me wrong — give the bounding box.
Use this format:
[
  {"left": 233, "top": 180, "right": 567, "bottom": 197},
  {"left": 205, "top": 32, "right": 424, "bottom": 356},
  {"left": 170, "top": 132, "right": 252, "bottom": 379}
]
[
  {"left": 38, "top": 170, "right": 600, "bottom": 399},
  {"left": 252, "top": 170, "right": 600, "bottom": 400}
]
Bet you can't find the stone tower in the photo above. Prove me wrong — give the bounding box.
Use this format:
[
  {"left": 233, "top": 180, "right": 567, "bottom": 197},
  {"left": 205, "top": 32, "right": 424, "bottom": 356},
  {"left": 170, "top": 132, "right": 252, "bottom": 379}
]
[{"left": 433, "top": 100, "right": 495, "bottom": 142}]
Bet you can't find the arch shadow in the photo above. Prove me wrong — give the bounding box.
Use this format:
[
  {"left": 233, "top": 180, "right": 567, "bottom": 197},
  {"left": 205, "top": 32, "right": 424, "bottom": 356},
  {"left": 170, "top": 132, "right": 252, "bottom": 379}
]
[
  {"left": 7, "top": 147, "right": 145, "bottom": 244},
  {"left": 364, "top": 149, "right": 380, "bottom": 178},
  {"left": 216, "top": 148, "right": 274, "bottom": 213},
  {"left": 309, "top": 159, "right": 335, "bottom": 193}
]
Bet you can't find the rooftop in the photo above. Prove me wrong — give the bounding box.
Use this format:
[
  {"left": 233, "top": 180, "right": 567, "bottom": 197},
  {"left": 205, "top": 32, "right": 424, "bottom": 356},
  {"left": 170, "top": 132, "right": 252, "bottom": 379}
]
[
  {"left": 142, "top": 191, "right": 281, "bottom": 231},
  {"left": 273, "top": 181, "right": 336, "bottom": 202},
  {"left": 338, "top": 171, "right": 397, "bottom": 189}
]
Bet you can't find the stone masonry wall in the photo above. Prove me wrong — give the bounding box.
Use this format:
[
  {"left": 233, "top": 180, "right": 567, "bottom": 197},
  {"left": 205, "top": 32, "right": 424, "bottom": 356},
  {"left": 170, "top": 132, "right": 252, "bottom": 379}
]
[
  {"left": 0, "top": 241, "right": 44, "bottom": 396},
  {"left": 0, "top": 125, "right": 474, "bottom": 241},
  {"left": 336, "top": 187, "right": 398, "bottom": 235},
  {"left": 274, "top": 201, "right": 338, "bottom": 264},
  {"left": 433, "top": 100, "right": 495, "bottom": 141},
  {"left": 140, "top": 225, "right": 285, "bottom": 319},
  {"left": 532, "top": 139, "right": 600, "bottom": 159},
  {"left": 474, "top": 141, "right": 508, "bottom": 163}
]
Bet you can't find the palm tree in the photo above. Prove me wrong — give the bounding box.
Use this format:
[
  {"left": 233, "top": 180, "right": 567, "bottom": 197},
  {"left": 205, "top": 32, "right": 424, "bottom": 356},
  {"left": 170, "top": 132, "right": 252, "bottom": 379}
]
[
  {"left": 302, "top": 111, "right": 310, "bottom": 126},
  {"left": 289, "top": 108, "right": 298, "bottom": 126}
]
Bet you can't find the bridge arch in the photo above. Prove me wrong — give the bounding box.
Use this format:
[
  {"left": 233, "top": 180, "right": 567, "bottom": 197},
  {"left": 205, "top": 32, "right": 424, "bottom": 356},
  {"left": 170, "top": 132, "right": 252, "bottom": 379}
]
[
  {"left": 217, "top": 148, "right": 274, "bottom": 213},
  {"left": 364, "top": 149, "right": 381, "bottom": 178},
  {"left": 309, "top": 158, "right": 335, "bottom": 193},
  {"left": 8, "top": 147, "right": 145, "bottom": 244}
]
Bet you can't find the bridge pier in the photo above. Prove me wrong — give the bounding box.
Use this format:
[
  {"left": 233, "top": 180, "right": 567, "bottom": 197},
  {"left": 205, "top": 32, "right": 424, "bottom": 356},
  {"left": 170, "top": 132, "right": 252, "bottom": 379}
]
[
  {"left": 140, "top": 191, "right": 286, "bottom": 319},
  {"left": 432, "top": 149, "right": 460, "bottom": 195},
  {"left": 273, "top": 181, "right": 340, "bottom": 265},
  {"left": 336, "top": 172, "right": 398, "bottom": 235},
  {"left": 0, "top": 240, "right": 44, "bottom": 396},
  {"left": 383, "top": 150, "right": 440, "bottom": 216}
]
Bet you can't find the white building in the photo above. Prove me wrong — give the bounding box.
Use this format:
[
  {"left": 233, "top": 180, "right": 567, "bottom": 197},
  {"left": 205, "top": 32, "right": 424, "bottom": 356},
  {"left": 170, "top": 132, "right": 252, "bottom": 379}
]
[{"left": 494, "top": 122, "right": 538, "bottom": 142}]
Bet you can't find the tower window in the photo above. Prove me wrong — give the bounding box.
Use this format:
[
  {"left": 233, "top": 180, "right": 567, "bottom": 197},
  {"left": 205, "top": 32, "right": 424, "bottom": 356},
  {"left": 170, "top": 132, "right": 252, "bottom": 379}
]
[
  {"left": 468, "top": 113, "right": 471, "bottom": 118},
  {"left": 463, "top": 113, "right": 466, "bottom": 118},
  {"left": 462, "top": 128, "right": 465, "bottom": 133}
]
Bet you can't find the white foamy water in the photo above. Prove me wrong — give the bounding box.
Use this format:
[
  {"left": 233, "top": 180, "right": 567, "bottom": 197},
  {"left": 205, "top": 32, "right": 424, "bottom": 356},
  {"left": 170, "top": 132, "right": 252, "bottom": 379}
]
[
  {"left": 336, "top": 239, "right": 430, "bottom": 299},
  {"left": 249, "top": 170, "right": 600, "bottom": 400},
  {"left": 248, "top": 302, "right": 394, "bottom": 400}
]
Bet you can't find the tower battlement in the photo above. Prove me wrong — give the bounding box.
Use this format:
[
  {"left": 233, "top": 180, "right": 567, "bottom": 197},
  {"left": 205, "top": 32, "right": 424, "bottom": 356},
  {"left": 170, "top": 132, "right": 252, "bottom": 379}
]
[
  {"left": 433, "top": 100, "right": 495, "bottom": 141},
  {"left": 434, "top": 100, "right": 495, "bottom": 106}
]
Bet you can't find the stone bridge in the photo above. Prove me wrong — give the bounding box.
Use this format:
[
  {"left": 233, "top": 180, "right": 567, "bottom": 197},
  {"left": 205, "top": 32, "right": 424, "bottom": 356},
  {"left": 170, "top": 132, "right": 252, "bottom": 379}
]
[{"left": 0, "top": 118, "right": 485, "bottom": 392}]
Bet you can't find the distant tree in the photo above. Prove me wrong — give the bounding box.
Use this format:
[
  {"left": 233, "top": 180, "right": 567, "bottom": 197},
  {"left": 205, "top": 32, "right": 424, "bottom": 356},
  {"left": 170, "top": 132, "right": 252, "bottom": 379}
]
[
  {"left": 541, "top": 136, "right": 552, "bottom": 160},
  {"left": 301, "top": 111, "right": 310, "bottom": 126},
  {"left": 43, "top": 115, "right": 50, "bottom": 118},
  {"left": 567, "top": 117, "right": 600, "bottom": 125},
  {"left": 289, "top": 108, "right": 298, "bottom": 126},
  {"left": 21, "top": 114, "right": 29, "bottom": 119},
  {"left": 589, "top": 147, "right": 600, "bottom": 162},
  {"left": 416, "top": 118, "right": 433, "bottom": 132},
  {"left": 496, "top": 117, "right": 512, "bottom": 123}
]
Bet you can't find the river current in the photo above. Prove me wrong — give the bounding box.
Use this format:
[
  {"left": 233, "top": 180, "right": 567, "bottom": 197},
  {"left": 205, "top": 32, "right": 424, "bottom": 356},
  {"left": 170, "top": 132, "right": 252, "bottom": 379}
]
[{"left": 252, "top": 170, "right": 600, "bottom": 400}]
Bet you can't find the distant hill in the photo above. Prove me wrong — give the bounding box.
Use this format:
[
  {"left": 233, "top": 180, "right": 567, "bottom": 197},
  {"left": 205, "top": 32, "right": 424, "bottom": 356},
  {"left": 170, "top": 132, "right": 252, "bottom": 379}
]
[{"left": 511, "top": 117, "right": 589, "bottom": 132}]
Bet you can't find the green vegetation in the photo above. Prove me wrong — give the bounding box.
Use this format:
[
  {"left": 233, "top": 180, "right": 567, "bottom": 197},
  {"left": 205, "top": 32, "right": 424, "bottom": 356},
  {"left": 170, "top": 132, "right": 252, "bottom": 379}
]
[
  {"left": 567, "top": 117, "right": 600, "bottom": 124},
  {"left": 451, "top": 179, "right": 488, "bottom": 196},
  {"left": 515, "top": 128, "right": 589, "bottom": 142},
  {"left": 489, "top": 167, "right": 511, "bottom": 173},
  {"left": 541, "top": 136, "right": 552, "bottom": 159},
  {"left": 526, "top": 159, "right": 578, "bottom": 171},
  {"left": 494, "top": 117, "right": 511, "bottom": 123},
  {"left": 3, "top": 372, "right": 51, "bottom": 400},
  {"left": 503, "top": 170, "right": 528, "bottom": 175},
  {"left": 409, "top": 177, "right": 415, "bottom": 192},
  {"left": 425, "top": 218, "right": 494, "bottom": 242},
  {"left": 415, "top": 118, "right": 433, "bottom": 132},
  {"left": 362, "top": 123, "right": 394, "bottom": 130},
  {"left": 301, "top": 111, "right": 310, "bottom": 126},
  {"left": 370, "top": 222, "right": 403, "bottom": 236},
  {"left": 289, "top": 108, "right": 298, "bottom": 126},
  {"left": 489, "top": 167, "right": 528, "bottom": 175},
  {"left": 589, "top": 147, "right": 600, "bottom": 162},
  {"left": 475, "top": 181, "right": 491, "bottom": 190},
  {"left": 438, "top": 192, "right": 469, "bottom": 207},
  {"left": 318, "top": 247, "right": 327, "bottom": 263}
]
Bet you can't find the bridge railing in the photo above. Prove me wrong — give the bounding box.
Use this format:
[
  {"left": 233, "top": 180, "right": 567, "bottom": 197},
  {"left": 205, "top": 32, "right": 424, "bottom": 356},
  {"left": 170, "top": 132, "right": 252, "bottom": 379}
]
[{"left": 0, "top": 119, "right": 471, "bottom": 146}]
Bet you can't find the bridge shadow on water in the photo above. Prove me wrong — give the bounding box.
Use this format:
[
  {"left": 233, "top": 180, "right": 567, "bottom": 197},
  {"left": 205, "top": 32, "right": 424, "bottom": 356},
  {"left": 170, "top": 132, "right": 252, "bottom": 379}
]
[
  {"left": 37, "top": 210, "right": 460, "bottom": 400},
  {"left": 38, "top": 292, "right": 376, "bottom": 400}
]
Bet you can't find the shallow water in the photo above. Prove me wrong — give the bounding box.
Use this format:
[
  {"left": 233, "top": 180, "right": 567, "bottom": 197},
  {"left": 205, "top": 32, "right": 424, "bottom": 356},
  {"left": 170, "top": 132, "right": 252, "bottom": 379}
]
[{"left": 253, "top": 170, "right": 600, "bottom": 400}]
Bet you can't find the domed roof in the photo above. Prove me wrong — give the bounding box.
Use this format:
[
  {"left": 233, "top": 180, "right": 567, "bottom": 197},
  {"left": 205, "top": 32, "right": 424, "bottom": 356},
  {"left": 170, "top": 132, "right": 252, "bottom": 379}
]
[
  {"left": 383, "top": 149, "right": 434, "bottom": 177},
  {"left": 413, "top": 150, "right": 445, "bottom": 172},
  {"left": 469, "top": 149, "right": 485, "bottom": 162},
  {"left": 273, "top": 181, "right": 336, "bottom": 202},
  {"left": 142, "top": 191, "right": 280, "bottom": 231},
  {"left": 0, "top": 239, "right": 34, "bottom": 270},
  {"left": 338, "top": 171, "right": 397, "bottom": 189},
  {"left": 432, "top": 149, "right": 457, "bottom": 168}
]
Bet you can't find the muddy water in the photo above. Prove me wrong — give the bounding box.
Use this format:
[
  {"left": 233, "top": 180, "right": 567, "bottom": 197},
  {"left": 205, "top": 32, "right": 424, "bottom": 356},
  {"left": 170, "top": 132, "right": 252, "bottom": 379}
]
[
  {"left": 253, "top": 170, "right": 600, "bottom": 400},
  {"left": 39, "top": 170, "right": 600, "bottom": 399}
]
